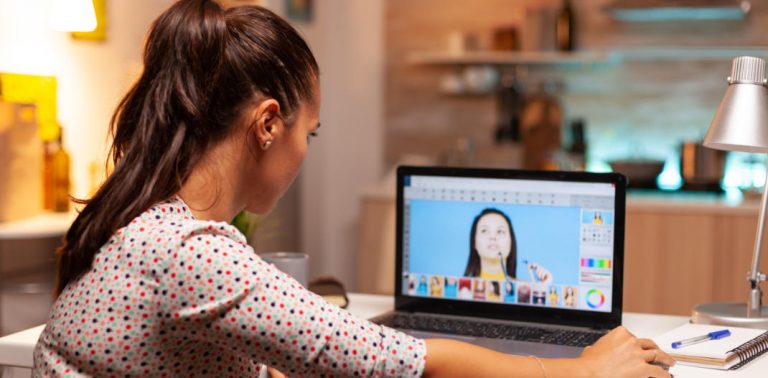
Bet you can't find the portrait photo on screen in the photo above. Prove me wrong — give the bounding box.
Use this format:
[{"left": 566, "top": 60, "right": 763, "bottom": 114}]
[
  {"left": 458, "top": 278, "right": 473, "bottom": 300},
  {"left": 582, "top": 210, "right": 613, "bottom": 225},
  {"left": 407, "top": 200, "right": 581, "bottom": 287},
  {"left": 444, "top": 277, "right": 458, "bottom": 298}
]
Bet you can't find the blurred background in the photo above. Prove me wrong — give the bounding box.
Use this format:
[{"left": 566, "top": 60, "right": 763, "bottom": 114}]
[{"left": 2, "top": 0, "right": 768, "bottom": 346}]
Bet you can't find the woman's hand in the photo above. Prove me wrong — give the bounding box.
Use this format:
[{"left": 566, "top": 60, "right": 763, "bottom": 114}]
[
  {"left": 527, "top": 262, "right": 553, "bottom": 283},
  {"left": 579, "top": 326, "right": 675, "bottom": 378}
]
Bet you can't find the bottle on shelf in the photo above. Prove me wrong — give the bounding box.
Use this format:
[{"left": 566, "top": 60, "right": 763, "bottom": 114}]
[
  {"left": 494, "top": 75, "right": 524, "bottom": 144},
  {"left": 556, "top": 0, "right": 576, "bottom": 52},
  {"left": 477, "top": 73, "right": 524, "bottom": 169},
  {"left": 520, "top": 81, "right": 563, "bottom": 170},
  {"left": 568, "top": 118, "right": 587, "bottom": 171},
  {"left": 42, "top": 126, "right": 71, "bottom": 212},
  {"left": 42, "top": 138, "right": 55, "bottom": 210}
]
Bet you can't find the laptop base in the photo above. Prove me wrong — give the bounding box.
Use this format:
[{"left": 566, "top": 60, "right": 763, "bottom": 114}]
[
  {"left": 372, "top": 310, "right": 602, "bottom": 359},
  {"left": 405, "top": 329, "right": 584, "bottom": 358}
]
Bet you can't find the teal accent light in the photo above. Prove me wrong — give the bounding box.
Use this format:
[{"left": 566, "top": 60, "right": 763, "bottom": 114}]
[{"left": 612, "top": 7, "right": 747, "bottom": 22}]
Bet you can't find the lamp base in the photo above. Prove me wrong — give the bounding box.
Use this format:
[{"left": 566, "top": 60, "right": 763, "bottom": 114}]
[{"left": 692, "top": 302, "right": 768, "bottom": 329}]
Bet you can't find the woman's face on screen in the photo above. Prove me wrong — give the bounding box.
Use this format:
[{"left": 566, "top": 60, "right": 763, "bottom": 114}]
[{"left": 475, "top": 213, "right": 512, "bottom": 260}]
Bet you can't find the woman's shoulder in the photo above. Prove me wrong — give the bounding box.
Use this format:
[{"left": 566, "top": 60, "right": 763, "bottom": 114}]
[
  {"left": 93, "top": 196, "right": 256, "bottom": 282},
  {"left": 115, "top": 196, "right": 249, "bottom": 255}
]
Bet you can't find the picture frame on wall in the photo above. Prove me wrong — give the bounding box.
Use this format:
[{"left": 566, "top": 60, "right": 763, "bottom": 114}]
[
  {"left": 286, "top": 0, "right": 313, "bottom": 22},
  {"left": 71, "top": 0, "right": 107, "bottom": 41}
]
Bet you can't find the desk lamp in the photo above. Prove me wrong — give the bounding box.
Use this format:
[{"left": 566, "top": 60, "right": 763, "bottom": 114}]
[{"left": 693, "top": 56, "right": 768, "bottom": 328}]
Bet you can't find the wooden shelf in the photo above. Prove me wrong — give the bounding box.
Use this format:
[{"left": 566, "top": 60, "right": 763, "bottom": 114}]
[
  {"left": 614, "top": 46, "right": 768, "bottom": 61},
  {"left": 407, "top": 47, "right": 768, "bottom": 67},
  {"left": 407, "top": 50, "right": 617, "bottom": 66}
]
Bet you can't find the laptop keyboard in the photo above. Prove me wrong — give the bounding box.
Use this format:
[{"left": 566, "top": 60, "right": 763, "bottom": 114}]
[{"left": 372, "top": 313, "right": 605, "bottom": 348}]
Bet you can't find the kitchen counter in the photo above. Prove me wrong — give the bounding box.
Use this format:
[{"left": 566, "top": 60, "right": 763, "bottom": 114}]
[
  {"left": 0, "top": 212, "right": 73, "bottom": 337},
  {"left": 626, "top": 189, "right": 761, "bottom": 215},
  {"left": 0, "top": 212, "right": 75, "bottom": 240}
]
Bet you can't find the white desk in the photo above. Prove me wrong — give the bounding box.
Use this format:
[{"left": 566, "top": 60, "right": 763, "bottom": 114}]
[{"left": 2, "top": 293, "right": 766, "bottom": 377}]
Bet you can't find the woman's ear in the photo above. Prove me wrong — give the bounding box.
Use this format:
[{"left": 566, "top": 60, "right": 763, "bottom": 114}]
[{"left": 250, "top": 99, "right": 282, "bottom": 150}]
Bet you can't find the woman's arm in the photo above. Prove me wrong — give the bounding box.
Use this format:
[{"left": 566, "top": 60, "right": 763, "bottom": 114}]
[
  {"left": 424, "top": 339, "right": 571, "bottom": 378},
  {"left": 423, "top": 326, "right": 675, "bottom": 378},
  {"left": 161, "top": 229, "right": 426, "bottom": 377}
]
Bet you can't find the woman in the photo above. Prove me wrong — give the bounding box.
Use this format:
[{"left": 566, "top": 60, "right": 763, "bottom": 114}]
[
  {"left": 488, "top": 280, "right": 501, "bottom": 301},
  {"left": 464, "top": 208, "right": 516, "bottom": 280},
  {"left": 464, "top": 208, "right": 552, "bottom": 283},
  {"left": 473, "top": 279, "right": 487, "bottom": 300},
  {"left": 549, "top": 286, "right": 559, "bottom": 307},
  {"left": 565, "top": 286, "right": 578, "bottom": 308},
  {"left": 443, "top": 277, "right": 458, "bottom": 298},
  {"left": 34, "top": 1, "right": 674, "bottom": 377},
  {"left": 504, "top": 280, "right": 516, "bottom": 303},
  {"left": 458, "top": 278, "right": 473, "bottom": 300},
  {"left": 417, "top": 275, "right": 429, "bottom": 296},
  {"left": 429, "top": 276, "right": 444, "bottom": 297}
]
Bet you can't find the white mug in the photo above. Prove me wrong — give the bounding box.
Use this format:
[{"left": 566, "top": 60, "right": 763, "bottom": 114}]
[{"left": 259, "top": 252, "right": 309, "bottom": 287}]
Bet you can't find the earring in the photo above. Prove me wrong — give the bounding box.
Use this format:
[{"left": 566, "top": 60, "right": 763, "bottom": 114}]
[{"left": 261, "top": 140, "right": 273, "bottom": 150}]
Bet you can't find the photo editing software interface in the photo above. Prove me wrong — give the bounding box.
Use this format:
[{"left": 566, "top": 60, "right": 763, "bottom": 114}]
[{"left": 401, "top": 174, "right": 617, "bottom": 313}]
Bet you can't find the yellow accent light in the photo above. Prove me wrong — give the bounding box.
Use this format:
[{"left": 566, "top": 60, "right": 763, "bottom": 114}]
[{"left": 0, "top": 73, "right": 58, "bottom": 141}]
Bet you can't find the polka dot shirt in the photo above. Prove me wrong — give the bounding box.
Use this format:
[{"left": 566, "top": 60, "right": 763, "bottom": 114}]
[{"left": 34, "top": 196, "right": 426, "bottom": 377}]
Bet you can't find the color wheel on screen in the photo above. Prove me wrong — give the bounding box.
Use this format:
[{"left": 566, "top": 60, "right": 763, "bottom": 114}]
[{"left": 586, "top": 288, "right": 605, "bottom": 309}]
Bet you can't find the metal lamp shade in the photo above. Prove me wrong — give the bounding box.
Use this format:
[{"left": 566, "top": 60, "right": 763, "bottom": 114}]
[
  {"left": 704, "top": 56, "right": 768, "bottom": 153},
  {"left": 704, "top": 83, "right": 768, "bottom": 153}
]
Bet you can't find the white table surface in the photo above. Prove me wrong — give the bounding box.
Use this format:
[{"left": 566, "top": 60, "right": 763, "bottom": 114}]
[{"left": 2, "top": 293, "right": 766, "bottom": 377}]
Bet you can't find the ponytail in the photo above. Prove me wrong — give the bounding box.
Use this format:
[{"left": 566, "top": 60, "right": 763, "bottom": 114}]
[{"left": 55, "top": 0, "right": 318, "bottom": 296}]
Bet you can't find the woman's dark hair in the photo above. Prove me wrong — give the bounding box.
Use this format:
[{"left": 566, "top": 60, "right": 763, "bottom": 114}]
[
  {"left": 463, "top": 208, "right": 517, "bottom": 278},
  {"left": 54, "top": 0, "right": 318, "bottom": 296}
]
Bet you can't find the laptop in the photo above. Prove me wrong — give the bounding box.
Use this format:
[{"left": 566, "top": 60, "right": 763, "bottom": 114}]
[{"left": 371, "top": 165, "right": 627, "bottom": 358}]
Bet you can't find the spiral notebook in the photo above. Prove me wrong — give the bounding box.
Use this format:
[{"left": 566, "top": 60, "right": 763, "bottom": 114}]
[{"left": 653, "top": 323, "right": 768, "bottom": 370}]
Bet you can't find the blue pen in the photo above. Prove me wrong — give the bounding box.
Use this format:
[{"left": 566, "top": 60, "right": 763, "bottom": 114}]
[{"left": 671, "top": 329, "right": 731, "bottom": 349}]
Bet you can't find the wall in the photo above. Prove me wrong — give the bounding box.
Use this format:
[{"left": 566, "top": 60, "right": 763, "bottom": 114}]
[
  {"left": 251, "top": 0, "right": 387, "bottom": 289},
  {"left": 0, "top": 0, "right": 175, "bottom": 199},
  {"left": 0, "top": 0, "right": 386, "bottom": 290},
  {"left": 247, "top": 0, "right": 388, "bottom": 288},
  {"left": 384, "top": 0, "right": 768, "bottom": 188},
  {"left": 298, "top": 0, "right": 385, "bottom": 289}
]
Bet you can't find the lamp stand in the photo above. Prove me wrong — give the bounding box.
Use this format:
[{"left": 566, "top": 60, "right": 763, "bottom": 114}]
[{"left": 692, "top": 171, "right": 768, "bottom": 329}]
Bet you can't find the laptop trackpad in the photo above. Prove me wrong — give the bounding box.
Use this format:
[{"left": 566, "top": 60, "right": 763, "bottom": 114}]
[{"left": 405, "top": 330, "right": 583, "bottom": 359}]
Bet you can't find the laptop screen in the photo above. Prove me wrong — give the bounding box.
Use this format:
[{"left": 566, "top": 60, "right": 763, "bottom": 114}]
[{"left": 398, "top": 168, "right": 622, "bottom": 315}]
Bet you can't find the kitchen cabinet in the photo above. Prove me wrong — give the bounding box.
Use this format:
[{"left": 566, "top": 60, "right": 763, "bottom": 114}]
[
  {"left": 357, "top": 191, "right": 768, "bottom": 316},
  {"left": 0, "top": 213, "right": 73, "bottom": 336},
  {"left": 623, "top": 195, "right": 768, "bottom": 316},
  {"left": 358, "top": 195, "right": 396, "bottom": 295}
]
